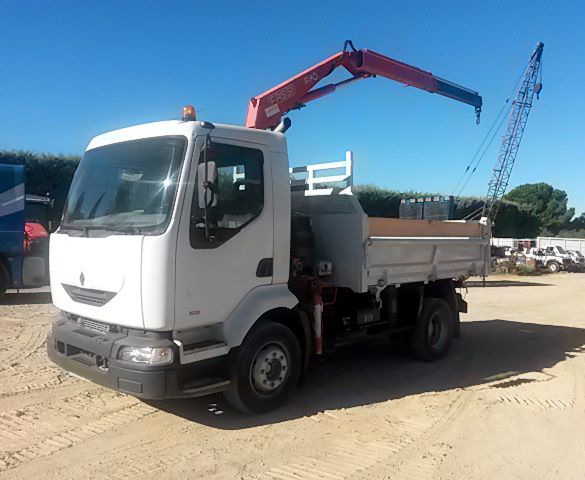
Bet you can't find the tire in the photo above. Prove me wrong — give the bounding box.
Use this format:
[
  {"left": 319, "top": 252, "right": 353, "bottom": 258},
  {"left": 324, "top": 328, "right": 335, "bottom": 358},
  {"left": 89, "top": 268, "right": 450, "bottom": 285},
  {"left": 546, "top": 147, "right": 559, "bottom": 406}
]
[
  {"left": 0, "top": 262, "right": 9, "bottom": 300},
  {"left": 223, "top": 321, "right": 301, "bottom": 414},
  {"left": 547, "top": 261, "right": 560, "bottom": 273},
  {"left": 409, "top": 298, "right": 454, "bottom": 362}
]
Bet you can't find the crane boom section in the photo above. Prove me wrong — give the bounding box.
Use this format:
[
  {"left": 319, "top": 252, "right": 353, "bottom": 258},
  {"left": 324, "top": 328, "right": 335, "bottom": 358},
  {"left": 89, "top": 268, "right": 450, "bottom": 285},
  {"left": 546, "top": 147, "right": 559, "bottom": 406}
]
[
  {"left": 245, "top": 43, "right": 482, "bottom": 130},
  {"left": 481, "top": 42, "right": 544, "bottom": 221}
]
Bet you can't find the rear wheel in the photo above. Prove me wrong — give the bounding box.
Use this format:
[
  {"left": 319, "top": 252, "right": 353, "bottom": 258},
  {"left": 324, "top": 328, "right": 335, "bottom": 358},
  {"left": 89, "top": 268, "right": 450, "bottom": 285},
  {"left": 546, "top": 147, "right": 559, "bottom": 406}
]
[
  {"left": 0, "top": 262, "right": 9, "bottom": 300},
  {"left": 547, "top": 261, "right": 560, "bottom": 273},
  {"left": 224, "top": 321, "right": 301, "bottom": 414},
  {"left": 409, "top": 298, "right": 454, "bottom": 361}
]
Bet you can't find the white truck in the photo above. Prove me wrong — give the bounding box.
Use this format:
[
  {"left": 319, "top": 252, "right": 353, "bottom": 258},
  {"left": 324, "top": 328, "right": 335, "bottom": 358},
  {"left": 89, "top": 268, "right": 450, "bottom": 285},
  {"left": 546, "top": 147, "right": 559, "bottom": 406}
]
[
  {"left": 543, "top": 246, "right": 575, "bottom": 271},
  {"left": 537, "top": 236, "right": 585, "bottom": 256},
  {"left": 524, "top": 247, "right": 572, "bottom": 272},
  {"left": 47, "top": 42, "right": 489, "bottom": 413}
]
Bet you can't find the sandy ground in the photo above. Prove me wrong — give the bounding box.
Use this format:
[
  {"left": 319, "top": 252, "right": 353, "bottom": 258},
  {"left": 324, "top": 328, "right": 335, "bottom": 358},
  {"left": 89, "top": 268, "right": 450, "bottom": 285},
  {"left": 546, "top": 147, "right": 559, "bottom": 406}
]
[{"left": 0, "top": 274, "right": 584, "bottom": 479}]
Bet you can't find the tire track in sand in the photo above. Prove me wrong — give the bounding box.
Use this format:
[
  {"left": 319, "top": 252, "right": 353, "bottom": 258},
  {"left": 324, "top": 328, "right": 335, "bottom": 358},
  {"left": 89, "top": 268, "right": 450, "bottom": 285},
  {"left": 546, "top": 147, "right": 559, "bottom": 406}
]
[
  {"left": 0, "top": 364, "right": 79, "bottom": 399},
  {"left": 253, "top": 391, "right": 471, "bottom": 480},
  {"left": 0, "top": 320, "right": 50, "bottom": 370},
  {"left": 0, "top": 395, "right": 157, "bottom": 473}
]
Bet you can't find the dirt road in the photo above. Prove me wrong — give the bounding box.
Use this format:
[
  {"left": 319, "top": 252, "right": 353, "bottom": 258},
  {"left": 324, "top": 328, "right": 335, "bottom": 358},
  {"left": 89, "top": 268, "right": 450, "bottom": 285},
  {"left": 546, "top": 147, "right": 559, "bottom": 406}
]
[{"left": 1, "top": 274, "right": 584, "bottom": 479}]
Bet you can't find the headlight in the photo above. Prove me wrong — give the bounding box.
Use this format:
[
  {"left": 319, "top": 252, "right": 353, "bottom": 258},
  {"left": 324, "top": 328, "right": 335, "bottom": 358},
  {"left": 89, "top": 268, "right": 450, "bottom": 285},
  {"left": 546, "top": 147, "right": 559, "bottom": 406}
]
[{"left": 117, "top": 346, "right": 173, "bottom": 365}]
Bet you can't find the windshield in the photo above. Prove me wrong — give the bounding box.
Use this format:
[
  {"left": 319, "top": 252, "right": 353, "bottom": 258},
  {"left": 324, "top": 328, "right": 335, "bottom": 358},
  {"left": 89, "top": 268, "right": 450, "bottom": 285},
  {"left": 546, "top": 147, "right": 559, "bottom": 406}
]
[
  {"left": 556, "top": 246, "right": 567, "bottom": 254},
  {"left": 62, "top": 136, "right": 187, "bottom": 235}
]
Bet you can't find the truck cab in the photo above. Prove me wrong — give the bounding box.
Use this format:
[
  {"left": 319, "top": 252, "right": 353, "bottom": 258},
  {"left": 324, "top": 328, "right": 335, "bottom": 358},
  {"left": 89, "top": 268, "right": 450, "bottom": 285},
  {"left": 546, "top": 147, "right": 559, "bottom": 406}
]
[{"left": 48, "top": 119, "right": 300, "bottom": 409}]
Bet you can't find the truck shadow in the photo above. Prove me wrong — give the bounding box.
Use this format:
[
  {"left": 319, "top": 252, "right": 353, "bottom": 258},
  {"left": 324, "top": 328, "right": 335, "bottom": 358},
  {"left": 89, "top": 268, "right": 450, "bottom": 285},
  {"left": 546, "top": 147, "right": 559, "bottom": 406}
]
[
  {"left": 465, "top": 280, "right": 552, "bottom": 288},
  {"left": 1, "top": 290, "right": 52, "bottom": 305},
  {"left": 152, "top": 319, "right": 585, "bottom": 429}
]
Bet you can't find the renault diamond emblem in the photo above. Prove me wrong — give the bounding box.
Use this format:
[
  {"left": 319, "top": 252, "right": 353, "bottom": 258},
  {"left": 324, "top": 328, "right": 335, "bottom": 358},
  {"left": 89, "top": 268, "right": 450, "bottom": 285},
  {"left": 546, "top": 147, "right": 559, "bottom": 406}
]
[{"left": 79, "top": 272, "right": 85, "bottom": 286}]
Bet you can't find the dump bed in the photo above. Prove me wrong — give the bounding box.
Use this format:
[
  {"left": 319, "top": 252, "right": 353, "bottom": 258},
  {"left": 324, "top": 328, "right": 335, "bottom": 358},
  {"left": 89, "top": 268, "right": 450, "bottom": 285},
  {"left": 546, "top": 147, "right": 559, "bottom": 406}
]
[
  {"left": 364, "top": 216, "right": 489, "bottom": 289},
  {"left": 291, "top": 154, "right": 490, "bottom": 292}
]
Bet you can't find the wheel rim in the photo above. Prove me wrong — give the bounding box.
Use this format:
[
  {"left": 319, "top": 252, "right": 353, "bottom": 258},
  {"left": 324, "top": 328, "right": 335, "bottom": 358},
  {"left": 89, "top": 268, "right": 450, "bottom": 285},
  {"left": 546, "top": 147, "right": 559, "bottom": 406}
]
[
  {"left": 427, "top": 313, "right": 444, "bottom": 347},
  {"left": 250, "top": 343, "right": 289, "bottom": 395}
]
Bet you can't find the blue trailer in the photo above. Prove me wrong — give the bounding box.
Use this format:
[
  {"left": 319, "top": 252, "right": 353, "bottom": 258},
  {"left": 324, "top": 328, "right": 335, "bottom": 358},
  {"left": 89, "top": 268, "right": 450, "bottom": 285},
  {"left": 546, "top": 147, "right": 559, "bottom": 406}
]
[
  {"left": 0, "top": 164, "right": 50, "bottom": 297},
  {"left": 0, "top": 164, "right": 26, "bottom": 296}
]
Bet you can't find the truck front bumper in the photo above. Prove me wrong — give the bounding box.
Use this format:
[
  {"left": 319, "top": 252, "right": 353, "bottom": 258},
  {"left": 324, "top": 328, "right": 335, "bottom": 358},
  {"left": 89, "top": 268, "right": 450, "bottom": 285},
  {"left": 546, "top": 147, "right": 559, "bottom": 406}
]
[{"left": 47, "top": 314, "right": 231, "bottom": 400}]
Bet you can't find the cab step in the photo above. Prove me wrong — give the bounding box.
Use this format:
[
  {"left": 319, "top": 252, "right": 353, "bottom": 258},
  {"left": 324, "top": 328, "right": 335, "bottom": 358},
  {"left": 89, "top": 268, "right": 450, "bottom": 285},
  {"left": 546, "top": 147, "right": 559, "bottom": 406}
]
[{"left": 175, "top": 339, "right": 229, "bottom": 364}]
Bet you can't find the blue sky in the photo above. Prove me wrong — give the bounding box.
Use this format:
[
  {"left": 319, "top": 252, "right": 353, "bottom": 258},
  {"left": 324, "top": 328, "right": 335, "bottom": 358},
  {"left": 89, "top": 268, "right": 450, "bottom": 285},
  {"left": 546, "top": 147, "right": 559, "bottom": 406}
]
[{"left": 1, "top": 0, "right": 584, "bottom": 214}]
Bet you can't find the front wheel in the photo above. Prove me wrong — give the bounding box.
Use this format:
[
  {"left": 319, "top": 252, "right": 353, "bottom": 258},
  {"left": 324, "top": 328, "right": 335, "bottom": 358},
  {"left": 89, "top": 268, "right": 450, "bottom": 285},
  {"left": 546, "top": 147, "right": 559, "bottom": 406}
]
[
  {"left": 547, "top": 261, "right": 560, "bottom": 273},
  {"left": 409, "top": 298, "right": 454, "bottom": 362},
  {"left": 224, "top": 321, "right": 301, "bottom": 414}
]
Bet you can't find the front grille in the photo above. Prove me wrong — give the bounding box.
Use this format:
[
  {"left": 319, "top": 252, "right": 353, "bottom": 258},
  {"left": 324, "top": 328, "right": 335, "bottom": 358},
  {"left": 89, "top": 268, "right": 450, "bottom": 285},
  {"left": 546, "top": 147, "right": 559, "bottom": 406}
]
[
  {"left": 78, "top": 317, "right": 112, "bottom": 335},
  {"left": 62, "top": 284, "right": 116, "bottom": 307}
]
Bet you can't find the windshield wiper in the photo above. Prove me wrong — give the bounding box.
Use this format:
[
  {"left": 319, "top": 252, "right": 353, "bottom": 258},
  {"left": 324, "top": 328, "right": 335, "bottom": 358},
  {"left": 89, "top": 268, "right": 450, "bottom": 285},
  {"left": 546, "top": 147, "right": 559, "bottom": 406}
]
[
  {"left": 60, "top": 224, "right": 90, "bottom": 237},
  {"left": 104, "top": 224, "right": 143, "bottom": 235},
  {"left": 60, "top": 221, "right": 144, "bottom": 236},
  {"left": 61, "top": 223, "right": 142, "bottom": 237},
  {"left": 88, "top": 193, "right": 106, "bottom": 219}
]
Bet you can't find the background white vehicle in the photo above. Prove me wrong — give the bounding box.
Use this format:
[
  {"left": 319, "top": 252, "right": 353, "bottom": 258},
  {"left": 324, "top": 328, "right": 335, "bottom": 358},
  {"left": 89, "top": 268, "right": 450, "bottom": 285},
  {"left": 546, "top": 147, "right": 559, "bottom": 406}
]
[
  {"left": 537, "top": 236, "right": 585, "bottom": 256},
  {"left": 567, "top": 250, "right": 585, "bottom": 271},
  {"left": 543, "top": 246, "right": 575, "bottom": 271},
  {"left": 524, "top": 247, "right": 568, "bottom": 272}
]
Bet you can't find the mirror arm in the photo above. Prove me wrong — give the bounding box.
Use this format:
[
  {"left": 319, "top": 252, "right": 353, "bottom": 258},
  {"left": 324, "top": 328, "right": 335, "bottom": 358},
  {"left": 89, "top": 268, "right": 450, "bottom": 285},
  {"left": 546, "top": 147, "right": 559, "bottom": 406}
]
[{"left": 202, "top": 127, "right": 215, "bottom": 241}]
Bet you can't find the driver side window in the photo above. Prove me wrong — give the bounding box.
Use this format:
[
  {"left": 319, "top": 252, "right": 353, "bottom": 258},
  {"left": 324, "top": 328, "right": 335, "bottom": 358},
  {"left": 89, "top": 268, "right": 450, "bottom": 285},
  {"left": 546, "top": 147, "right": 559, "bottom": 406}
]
[{"left": 190, "top": 142, "right": 264, "bottom": 248}]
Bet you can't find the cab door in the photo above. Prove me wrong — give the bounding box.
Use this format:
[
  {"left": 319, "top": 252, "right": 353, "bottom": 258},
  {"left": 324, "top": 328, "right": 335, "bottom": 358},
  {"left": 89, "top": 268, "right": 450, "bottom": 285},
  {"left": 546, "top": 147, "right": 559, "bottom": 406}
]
[{"left": 174, "top": 135, "right": 273, "bottom": 332}]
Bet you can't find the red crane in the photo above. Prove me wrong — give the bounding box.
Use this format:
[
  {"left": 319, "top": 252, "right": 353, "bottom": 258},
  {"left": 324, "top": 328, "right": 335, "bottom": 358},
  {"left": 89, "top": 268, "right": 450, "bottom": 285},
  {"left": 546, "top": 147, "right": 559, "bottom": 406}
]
[{"left": 245, "top": 40, "right": 482, "bottom": 130}]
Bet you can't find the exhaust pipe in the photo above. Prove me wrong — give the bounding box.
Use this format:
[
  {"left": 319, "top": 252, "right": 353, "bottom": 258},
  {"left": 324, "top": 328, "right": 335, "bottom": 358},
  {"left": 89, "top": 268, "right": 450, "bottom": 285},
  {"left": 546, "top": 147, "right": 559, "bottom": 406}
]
[{"left": 273, "top": 117, "right": 291, "bottom": 134}]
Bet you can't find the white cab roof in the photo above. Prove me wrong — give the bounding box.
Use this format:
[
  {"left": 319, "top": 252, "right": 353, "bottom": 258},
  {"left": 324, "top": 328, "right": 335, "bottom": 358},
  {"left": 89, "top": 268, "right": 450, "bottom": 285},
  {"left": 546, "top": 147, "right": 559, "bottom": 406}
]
[{"left": 86, "top": 120, "right": 287, "bottom": 152}]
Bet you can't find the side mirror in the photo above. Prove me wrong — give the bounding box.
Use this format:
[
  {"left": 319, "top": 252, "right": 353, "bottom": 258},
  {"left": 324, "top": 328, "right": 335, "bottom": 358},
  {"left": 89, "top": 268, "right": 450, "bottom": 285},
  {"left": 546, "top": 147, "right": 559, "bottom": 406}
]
[{"left": 197, "top": 161, "right": 218, "bottom": 208}]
